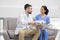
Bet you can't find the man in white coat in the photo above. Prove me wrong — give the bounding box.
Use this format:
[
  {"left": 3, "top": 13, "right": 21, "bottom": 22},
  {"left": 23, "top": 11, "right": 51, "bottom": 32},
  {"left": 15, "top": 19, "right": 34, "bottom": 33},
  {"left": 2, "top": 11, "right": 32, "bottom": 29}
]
[{"left": 15, "top": 4, "right": 40, "bottom": 40}]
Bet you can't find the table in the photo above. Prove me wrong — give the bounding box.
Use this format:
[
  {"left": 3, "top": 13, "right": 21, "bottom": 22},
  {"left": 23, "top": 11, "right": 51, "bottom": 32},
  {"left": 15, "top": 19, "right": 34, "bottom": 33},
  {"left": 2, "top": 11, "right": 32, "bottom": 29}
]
[
  {"left": 49, "top": 18, "right": 60, "bottom": 40},
  {"left": 55, "top": 31, "right": 60, "bottom": 40},
  {"left": 50, "top": 25, "right": 60, "bottom": 40}
]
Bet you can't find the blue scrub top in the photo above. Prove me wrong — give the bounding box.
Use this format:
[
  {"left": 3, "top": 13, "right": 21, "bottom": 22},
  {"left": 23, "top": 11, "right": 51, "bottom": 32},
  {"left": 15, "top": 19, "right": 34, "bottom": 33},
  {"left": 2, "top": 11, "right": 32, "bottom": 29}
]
[{"left": 34, "top": 14, "right": 50, "bottom": 24}]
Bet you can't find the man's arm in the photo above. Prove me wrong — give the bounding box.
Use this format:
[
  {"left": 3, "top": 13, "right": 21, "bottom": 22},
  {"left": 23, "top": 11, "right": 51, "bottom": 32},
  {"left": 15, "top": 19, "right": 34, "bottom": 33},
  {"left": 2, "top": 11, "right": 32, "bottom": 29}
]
[{"left": 17, "top": 15, "right": 34, "bottom": 27}]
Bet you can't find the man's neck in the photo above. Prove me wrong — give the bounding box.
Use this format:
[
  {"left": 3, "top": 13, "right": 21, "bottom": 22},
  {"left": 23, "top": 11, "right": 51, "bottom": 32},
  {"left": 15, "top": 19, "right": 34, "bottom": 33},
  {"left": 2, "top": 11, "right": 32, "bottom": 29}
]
[
  {"left": 25, "top": 11, "right": 29, "bottom": 17},
  {"left": 25, "top": 11, "right": 29, "bottom": 14}
]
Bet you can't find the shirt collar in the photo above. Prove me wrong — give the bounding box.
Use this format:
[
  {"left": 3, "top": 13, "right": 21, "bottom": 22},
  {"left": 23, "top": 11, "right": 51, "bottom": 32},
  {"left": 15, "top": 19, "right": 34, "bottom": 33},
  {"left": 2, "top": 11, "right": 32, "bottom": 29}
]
[{"left": 25, "top": 12, "right": 30, "bottom": 16}]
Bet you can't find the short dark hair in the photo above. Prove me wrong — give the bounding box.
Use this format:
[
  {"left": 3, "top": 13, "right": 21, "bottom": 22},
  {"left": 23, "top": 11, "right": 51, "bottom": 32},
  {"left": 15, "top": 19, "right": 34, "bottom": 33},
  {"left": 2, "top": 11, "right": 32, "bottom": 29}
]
[{"left": 24, "top": 4, "right": 32, "bottom": 10}]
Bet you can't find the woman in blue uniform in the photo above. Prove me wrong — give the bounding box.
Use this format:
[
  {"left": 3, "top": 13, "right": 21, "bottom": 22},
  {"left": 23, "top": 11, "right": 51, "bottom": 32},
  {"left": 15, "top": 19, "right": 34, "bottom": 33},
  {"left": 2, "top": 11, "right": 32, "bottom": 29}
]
[{"left": 34, "top": 6, "right": 50, "bottom": 40}]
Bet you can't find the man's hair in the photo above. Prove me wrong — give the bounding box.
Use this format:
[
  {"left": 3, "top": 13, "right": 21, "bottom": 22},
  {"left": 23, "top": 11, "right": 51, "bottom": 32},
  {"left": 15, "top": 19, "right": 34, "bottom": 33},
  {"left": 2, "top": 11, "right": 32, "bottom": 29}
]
[{"left": 24, "top": 4, "right": 32, "bottom": 10}]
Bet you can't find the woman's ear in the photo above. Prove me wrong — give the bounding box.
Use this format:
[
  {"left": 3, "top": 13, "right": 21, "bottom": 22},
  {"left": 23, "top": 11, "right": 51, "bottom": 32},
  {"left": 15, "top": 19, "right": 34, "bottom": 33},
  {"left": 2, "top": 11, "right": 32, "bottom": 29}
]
[{"left": 45, "top": 10, "right": 46, "bottom": 13}]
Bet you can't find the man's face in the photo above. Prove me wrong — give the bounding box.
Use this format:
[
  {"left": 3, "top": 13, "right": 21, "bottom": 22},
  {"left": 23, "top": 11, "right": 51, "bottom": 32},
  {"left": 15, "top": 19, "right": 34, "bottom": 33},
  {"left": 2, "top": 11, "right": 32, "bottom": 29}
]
[{"left": 26, "top": 6, "right": 32, "bottom": 14}]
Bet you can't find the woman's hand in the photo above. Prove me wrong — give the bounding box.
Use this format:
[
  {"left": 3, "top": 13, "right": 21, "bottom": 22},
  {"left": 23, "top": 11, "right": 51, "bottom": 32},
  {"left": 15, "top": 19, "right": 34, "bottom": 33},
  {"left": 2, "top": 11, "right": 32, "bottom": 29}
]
[{"left": 36, "top": 24, "right": 45, "bottom": 30}]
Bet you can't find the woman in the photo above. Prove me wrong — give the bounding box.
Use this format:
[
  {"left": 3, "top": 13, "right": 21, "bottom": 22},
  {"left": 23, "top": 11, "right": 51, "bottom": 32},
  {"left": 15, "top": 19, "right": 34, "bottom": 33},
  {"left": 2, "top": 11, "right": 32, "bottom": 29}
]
[{"left": 34, "top": 6, "right": 50, "bottom": 40}]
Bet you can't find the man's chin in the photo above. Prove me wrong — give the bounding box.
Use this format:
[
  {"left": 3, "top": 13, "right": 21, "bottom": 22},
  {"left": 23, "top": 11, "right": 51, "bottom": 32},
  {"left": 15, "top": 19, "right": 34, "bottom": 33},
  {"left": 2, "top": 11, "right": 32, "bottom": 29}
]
[{"left": 29, "top": 12, "right": 32, "bottom": 14}]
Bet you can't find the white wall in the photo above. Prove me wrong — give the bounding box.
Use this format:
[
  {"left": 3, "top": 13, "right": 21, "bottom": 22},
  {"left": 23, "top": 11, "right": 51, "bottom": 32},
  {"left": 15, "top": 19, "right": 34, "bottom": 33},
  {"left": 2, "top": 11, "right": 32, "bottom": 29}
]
[{"left": 0, "top": 0, "right": 60, "bottom": 18}]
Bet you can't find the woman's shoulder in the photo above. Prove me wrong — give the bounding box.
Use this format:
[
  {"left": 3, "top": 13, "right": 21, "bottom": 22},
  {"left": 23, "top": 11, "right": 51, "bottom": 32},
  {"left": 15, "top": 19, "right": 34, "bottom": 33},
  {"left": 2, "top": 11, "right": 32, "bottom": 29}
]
[
  {"left": 45, "top": 15, "right": 50, "bottom": 19},
  {"left": 35, "top": 13, "right": 41, "bottom": 17}
]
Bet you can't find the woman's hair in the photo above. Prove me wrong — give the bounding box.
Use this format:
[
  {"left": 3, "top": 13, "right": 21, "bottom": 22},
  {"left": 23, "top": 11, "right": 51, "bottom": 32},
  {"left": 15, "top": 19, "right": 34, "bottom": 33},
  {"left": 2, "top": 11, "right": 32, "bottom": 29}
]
[{"left": 42, "top": 6, "right": 49, "bottom": 15}]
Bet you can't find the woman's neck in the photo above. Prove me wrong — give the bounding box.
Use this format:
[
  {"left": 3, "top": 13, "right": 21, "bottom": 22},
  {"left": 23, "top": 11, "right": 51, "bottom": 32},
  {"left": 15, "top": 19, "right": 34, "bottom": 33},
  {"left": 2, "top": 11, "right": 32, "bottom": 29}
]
[
  {"left": 41, "top": 13, "right": 46, "bottom": 18},
  {"left": 41, "top": 13, "right": 45, "bottom": 15}
]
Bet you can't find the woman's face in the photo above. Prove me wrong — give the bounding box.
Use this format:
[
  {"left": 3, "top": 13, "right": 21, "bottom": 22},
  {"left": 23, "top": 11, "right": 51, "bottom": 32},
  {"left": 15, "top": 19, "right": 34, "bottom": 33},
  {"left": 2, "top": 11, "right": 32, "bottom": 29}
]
[{"left": 40, "top": 7, "right": 46, "bottom": 14}]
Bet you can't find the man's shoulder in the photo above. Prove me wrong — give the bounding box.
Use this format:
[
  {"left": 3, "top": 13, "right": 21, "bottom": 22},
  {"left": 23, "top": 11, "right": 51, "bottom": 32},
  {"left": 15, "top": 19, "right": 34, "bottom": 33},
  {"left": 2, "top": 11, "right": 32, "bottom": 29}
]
[{"left": 19, "top": 13, "right": 25, "bottom": 17}]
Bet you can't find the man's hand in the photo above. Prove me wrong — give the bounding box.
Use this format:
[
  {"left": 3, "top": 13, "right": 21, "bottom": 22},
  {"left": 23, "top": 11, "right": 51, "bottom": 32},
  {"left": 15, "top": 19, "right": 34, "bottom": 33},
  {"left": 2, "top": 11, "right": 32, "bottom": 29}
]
[
  {"left": 36, "top": 24, "right": 42, "bottom": 29},
  {"left": 28, "top": 22, "right": 36, "bottom": 26}
]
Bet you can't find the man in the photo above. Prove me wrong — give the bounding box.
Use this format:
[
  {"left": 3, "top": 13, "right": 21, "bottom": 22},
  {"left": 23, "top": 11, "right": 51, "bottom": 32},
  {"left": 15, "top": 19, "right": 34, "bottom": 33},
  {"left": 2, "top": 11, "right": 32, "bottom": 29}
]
[{"left": 15, "top": 4, "right": 40, "bottom": 40}]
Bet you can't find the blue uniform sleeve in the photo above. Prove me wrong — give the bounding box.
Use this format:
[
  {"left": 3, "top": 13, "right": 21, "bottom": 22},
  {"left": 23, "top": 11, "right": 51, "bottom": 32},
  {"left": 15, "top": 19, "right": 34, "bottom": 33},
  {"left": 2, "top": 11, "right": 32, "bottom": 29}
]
[
  {"left": 46, "top": 17, "right": 50, "bottom": 24},
  {"left": 34, "top": 15, "right": 39, "bottom": 21}
]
